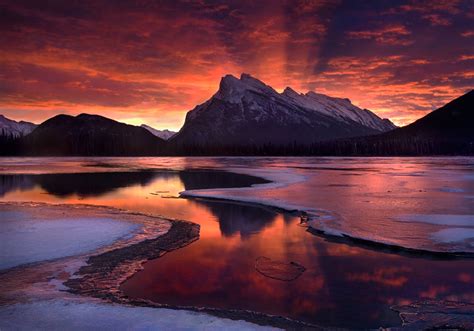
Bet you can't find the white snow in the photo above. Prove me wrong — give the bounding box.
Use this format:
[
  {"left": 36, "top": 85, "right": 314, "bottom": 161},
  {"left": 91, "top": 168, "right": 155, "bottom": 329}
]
[
  {"left": 431, "top": 228, "right": 474, "bottom": 244},
  {"left": 396, "top": 214, "right": 474, "bottom": 226},
  {"left": 0, "top": 300, "right": 278, "bottom": 331},
  {"left": 0, "top": 211, "right": 140, "bottom": 270}
]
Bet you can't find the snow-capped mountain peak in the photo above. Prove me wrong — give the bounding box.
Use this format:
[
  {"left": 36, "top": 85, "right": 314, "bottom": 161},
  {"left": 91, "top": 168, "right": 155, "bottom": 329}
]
[
  {"left": 210, "top": 74, "right": 395, "bottom": 132},
  {"left": 140, "top": 124, "right": 176, "bottom": 140},
  {"left": 173, "top": 73, "right": 397, "bottom": 148},
  {"left": 0, "top": 115, "right": 37, "bottom": 137}
]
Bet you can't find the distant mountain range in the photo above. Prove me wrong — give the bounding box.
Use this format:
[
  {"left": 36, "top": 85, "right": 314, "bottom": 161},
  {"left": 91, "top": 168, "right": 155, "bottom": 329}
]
[
  {"left": 0, "top": 74, "right": 472, "bottom": 156},
  {"left": 140, "top": 124, "right": 176, "bottom": 140},
  {"left": 0, "top": 115, "right": 36, "bottom": 137},
  {"left": 170, "top": 74, "right": 396, "bottom": 148}
]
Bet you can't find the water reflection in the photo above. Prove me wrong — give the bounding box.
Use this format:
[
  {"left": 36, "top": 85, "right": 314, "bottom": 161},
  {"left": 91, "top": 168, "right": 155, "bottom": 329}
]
[
  {"left": 0, "top": 172, "right": 160, "bottom": 197},
  {"left": 194, "top": 199, "right": 278, "bottom": 238},
  {"left": 0, "top": 170, "right": 267, "bottom": 198},
  {"left": 121, "top": 198, "right": 474, "bottom": 328},
  {"left": 178, "top": 170, "right": 269, "bottom": 190}
]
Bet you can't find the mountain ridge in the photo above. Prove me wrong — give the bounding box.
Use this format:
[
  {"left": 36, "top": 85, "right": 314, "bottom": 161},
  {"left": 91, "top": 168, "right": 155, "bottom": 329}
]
[{"left": 0, "top": 76, "right": 471, "bottom": 156}]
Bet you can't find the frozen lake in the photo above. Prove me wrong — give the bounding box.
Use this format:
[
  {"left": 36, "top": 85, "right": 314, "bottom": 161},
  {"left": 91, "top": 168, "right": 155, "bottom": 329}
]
[{"left": 1, "top": 157, "right": 473, "bottom": 328}]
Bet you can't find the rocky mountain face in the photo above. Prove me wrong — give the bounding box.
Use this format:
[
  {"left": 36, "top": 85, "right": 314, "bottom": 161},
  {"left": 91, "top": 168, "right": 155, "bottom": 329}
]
[
  {"left": 140, "top": 124, "right": 176, "bottom": 140},
  {"left": 0, "top": 115, "right": 37, "bottom": 137},
  {"left": 171, "top": 73, "right": 395, "bottom": 148},
  {"left": 22, "top": 114, "right": 165, "bottom": 156}
]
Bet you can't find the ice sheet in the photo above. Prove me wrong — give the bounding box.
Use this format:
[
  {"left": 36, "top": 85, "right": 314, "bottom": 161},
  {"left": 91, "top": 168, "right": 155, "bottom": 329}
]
[
  {"left": 0, "top": 211, "right": 139, "bottom": 270},
  {"left": 432, "top": 228, "right": 474, "bottom": 244},
  {"left": 396, "top": 214, "right": 474, "bottom": 226},
  {"left": 0, "top": 300, "right": 278, "bottom": 330}
]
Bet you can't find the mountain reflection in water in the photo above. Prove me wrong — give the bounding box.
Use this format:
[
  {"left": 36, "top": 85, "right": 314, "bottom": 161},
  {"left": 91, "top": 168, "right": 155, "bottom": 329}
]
[{"left": 0, "top": 170, "right": 268, "bottom": 198}]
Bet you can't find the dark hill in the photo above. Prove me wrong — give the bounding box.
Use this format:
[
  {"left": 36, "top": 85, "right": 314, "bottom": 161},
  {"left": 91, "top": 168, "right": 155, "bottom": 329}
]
[
  {"left": 317, "top": 90, "right": 474, "bottom": 156},
  {"left": 22, "top": 113, "right": 165, "bottom": 156}
]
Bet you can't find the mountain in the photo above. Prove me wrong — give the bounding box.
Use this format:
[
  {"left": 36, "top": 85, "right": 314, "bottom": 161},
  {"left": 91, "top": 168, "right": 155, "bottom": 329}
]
[
  {"left": 140, "top": 124, "right": 176, "bottom": 140},
  {"left": 316, "top": 90, "right": 474, "bottom": 155},
  {"left": 171, "top": 73, "right": 395, "bottom": 149},
  {"left": 385, "top": 89, "right": 473, "bottom": 140},
  {"left": 22, "top": 113, "right": 165, "bottom": 156},
  {"left": 0, "top": 115, "right": 37, "bottom": 137}
]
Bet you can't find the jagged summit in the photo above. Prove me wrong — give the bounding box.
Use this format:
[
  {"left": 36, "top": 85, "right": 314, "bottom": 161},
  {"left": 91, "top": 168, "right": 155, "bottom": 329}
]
[
  {"left": 282, "top": 86, "right": 299, "bottom": 97},
  {"left": 216, "top": 73, "right": 278, "bottom": 103}
]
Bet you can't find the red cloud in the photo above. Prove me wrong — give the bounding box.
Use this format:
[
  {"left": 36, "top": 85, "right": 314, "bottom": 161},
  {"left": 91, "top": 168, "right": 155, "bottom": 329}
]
[{"left": 0, "top": 0, "right": 471, "bottom": 129}]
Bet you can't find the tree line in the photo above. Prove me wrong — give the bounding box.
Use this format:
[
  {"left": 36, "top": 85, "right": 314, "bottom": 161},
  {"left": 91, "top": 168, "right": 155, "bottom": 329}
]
[{"left": 2, "top": 133, "right": 471, "bottom": 156}]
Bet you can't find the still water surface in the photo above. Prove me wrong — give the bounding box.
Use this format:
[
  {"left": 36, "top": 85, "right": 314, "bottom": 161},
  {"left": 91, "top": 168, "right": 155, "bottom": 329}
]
[{"left": 1, "top": 157, "right": 473, "bottom": 328}]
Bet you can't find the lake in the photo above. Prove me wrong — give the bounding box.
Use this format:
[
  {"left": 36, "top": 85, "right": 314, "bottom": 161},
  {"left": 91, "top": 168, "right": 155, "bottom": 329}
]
[{"left": 1, "top": 157, "right": 473, "bottom": 328}]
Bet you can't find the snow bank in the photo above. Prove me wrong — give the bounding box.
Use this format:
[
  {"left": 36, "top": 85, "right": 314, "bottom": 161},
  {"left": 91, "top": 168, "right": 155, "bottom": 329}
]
[
  {"left": 0, "top": 300, "right": 278, "bottom": 330},
  {"left": 0, "top": 211, "right": 139, "bottom": 270}
]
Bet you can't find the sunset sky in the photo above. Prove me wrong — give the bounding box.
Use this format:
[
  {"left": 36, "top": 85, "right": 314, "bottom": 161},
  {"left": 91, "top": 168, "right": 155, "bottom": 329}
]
[{"left": 1, "top": 0, "right": 473, "bottom": 130}]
